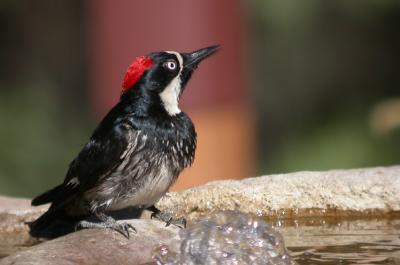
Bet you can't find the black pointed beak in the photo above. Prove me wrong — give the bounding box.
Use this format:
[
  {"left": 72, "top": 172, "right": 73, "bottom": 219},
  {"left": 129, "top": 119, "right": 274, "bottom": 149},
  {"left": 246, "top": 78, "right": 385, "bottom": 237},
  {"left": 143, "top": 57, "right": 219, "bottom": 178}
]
[{"left": 183, "top": 45, "right": 220, "bottom": 69}]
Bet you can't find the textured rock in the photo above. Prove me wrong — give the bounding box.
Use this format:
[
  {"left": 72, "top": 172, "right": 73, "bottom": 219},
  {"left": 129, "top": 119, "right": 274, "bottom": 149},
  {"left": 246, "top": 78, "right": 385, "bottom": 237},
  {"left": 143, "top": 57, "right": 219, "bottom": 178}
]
[
  {"left": 1, "top": 166, "right": 400, "bottom": 263},
  {"left": 0, "top": 196, "right": 162, "bottom": 260},
  {"left": 0, "top": 219, "right": 178, "bottom": 265},
  {"left": 157, "top": 166, "right": 400, "bottom": 219},
  {"left": 0, "top": 196, "right": 46, "bottom": 257}
]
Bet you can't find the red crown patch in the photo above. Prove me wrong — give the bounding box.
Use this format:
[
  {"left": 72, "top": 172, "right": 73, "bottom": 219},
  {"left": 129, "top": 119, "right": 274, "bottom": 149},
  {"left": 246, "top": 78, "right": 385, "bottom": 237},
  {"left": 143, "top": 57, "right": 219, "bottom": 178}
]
[{"left": 122, "top": 56, "right": 154, "bottom": 92}]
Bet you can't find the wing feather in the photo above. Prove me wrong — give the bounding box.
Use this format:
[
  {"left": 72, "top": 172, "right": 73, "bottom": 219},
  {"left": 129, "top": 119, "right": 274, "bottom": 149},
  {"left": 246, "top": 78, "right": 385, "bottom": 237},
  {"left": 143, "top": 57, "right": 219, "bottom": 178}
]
[{"left": 32, "top": 122, "right": 133, "bottom": 207}]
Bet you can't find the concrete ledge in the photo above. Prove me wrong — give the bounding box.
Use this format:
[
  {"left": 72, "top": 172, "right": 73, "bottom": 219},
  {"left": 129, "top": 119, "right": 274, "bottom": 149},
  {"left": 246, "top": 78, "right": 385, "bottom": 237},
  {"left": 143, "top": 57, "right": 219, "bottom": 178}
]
[{"left": 157, "top": 166, "right": 400, "bottom": 219}]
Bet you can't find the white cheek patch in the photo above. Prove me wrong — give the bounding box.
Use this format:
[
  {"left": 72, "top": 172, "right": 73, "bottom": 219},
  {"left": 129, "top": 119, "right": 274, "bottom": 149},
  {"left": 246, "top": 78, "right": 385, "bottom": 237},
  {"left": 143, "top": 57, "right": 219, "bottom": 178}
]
[{"left": 159, "top": 51, "right": 184, "bottom": 116}]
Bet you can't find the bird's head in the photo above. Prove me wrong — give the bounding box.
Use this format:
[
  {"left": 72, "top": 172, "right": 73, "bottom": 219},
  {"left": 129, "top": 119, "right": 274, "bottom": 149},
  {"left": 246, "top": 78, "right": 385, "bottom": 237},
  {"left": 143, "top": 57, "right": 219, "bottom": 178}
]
[{"left": 121, "top": 45, "right": 220, "bottom": 116}]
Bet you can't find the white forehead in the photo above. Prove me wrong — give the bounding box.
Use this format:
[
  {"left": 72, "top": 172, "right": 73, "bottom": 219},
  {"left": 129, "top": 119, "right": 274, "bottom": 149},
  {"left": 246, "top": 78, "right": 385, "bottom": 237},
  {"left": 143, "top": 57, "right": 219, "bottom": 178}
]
[{"left": 166, "top": 51, "right": 183, "bottom": 68}]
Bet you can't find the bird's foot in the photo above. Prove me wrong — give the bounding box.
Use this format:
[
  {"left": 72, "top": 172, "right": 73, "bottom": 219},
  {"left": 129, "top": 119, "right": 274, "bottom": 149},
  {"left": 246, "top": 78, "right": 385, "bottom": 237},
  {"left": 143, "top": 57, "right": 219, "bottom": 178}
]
[
  {"left": 150, "top": 210, "right": 186, "bottom": 228},
  {"left": 75, "top": 213, "right": 136, "bottom": 239}
]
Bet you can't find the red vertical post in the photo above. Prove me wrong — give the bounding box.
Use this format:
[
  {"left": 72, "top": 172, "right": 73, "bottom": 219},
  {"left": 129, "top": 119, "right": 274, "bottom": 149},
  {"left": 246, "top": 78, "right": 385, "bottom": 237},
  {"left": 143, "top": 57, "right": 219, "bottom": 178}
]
[{"left": 86, "top": 0, "right": 255, "bottom": 190}]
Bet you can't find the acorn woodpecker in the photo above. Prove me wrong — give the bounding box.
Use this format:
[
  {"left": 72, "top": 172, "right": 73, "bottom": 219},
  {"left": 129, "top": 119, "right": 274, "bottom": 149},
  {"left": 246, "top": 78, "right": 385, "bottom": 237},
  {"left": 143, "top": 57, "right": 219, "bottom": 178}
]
[{"left": 30, "top": 45, "right": 220, "bottom": 238}]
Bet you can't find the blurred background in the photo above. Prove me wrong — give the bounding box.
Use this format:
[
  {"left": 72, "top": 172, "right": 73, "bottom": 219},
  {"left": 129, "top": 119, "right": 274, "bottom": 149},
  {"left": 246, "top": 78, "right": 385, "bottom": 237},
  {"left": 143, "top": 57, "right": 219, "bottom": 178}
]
[{"left": 0, "top": 0, "right": 399, "bottom": 197}]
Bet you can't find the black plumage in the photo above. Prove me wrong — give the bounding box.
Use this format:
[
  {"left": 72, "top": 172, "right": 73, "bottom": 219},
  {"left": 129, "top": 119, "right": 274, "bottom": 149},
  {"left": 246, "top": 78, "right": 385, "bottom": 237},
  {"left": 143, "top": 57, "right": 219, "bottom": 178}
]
[{"left": 30, "top": 46, "right": 219, "bottom": 237}]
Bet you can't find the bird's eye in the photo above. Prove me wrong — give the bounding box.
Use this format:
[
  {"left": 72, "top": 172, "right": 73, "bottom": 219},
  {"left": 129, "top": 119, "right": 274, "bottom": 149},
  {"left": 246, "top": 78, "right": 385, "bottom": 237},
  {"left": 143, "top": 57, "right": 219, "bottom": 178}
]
[{"left": 164, "top": 61, "right": 177, "bottom": 71}]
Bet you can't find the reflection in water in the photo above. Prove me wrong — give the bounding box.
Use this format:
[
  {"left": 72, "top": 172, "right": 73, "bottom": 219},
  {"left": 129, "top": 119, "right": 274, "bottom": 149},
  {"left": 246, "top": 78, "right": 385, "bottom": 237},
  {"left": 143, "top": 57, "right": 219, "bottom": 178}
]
[
  {"left": 278, "top": 217, "right": 400, "bottom": 265},
  {"left": 291, "top": 241, "right": 400, "bottom": 265}
]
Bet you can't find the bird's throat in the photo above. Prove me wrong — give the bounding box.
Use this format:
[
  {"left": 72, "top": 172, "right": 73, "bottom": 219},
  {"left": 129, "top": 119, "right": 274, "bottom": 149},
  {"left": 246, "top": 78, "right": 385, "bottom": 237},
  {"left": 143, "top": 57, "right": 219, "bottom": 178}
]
[{"left": 159, "top": 76, "right": 182, "bottom": 116}]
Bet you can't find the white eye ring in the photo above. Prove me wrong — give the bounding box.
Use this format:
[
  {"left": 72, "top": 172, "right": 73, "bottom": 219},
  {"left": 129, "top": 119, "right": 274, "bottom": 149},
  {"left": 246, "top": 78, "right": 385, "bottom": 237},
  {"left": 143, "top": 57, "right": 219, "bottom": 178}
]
[{"left": 165, "top": 61, "right": 177, "bottom": 71}]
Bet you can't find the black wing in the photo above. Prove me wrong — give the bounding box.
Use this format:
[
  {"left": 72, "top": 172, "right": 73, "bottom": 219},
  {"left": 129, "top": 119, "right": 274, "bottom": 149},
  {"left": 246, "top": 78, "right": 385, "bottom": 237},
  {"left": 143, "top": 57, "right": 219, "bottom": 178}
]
[{"left": 32, "top": 122, "right": 131, "bottom": 206}]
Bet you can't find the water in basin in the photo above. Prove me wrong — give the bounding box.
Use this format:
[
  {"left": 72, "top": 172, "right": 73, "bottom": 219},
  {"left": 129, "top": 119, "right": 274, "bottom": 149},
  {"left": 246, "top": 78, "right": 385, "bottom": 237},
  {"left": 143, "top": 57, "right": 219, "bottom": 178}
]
[
  {"left": 279, "top": 216, "right": 400, "bottom": 264},
  {"left": 154, "top": 212, "right": 400, "bottom": 265}
]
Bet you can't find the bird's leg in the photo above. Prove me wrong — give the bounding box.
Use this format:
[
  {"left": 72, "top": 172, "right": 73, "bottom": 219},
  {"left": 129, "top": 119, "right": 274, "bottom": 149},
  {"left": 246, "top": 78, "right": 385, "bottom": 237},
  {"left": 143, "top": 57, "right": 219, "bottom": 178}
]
[
  {"left": 148, "top": 205, "right": 186, "bottom": 228},
  {"left": 95, "top": 212, "right": 137, "bottom": 238},
  {"left": 76, "top": 212, "right": 136, "bottom": 238}
]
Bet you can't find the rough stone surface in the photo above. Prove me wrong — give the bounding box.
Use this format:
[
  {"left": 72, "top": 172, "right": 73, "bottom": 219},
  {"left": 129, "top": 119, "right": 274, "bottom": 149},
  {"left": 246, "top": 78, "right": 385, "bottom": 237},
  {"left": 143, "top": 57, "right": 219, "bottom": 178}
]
[
  {"left": 1, "top": 219, "right": 178, "bottom": 265},
  {"left": 1, "top": 166, "right": 400, "bottom": 264},
  {"left": 0, "top": 196, "right": 47, "bottom": 257},
  {"left": 157, "top": 166, "right": 400, "bottom": 219}
]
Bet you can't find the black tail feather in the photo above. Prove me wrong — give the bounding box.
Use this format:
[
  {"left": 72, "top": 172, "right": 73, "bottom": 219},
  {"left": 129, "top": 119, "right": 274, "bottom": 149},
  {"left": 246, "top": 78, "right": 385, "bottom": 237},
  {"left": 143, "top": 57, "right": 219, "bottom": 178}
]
[
  {"left": 31, "top": 184, "right": 64, "bottom": 206},
  {"left": 29, "top": 204, "right": 78, "bottom": 238},
  {"left": 29, "top": 205, "right": 61, "bottom": 231},
  {"left": 31, "top": 183, "right": 81, "bottom": 238}
]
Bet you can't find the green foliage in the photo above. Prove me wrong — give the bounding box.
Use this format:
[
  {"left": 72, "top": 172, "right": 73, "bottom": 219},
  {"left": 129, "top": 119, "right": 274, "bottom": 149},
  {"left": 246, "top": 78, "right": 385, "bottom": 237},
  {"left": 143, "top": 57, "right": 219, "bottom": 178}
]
[
  {"left": 249, "top": 0, "right": 400, "bottom": 174},
  {"left": 263, "top": 113, "right": 400, "bottom": 174},
  {"left": 0, "top": 85, "right": 94, "bottom": 197}
]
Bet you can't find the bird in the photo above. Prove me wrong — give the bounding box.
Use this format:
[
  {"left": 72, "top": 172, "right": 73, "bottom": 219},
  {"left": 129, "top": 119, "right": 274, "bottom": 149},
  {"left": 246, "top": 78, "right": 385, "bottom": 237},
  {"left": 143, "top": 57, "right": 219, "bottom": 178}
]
[{"left": 30, "top": 45, "right": 220, "bottom": 238}]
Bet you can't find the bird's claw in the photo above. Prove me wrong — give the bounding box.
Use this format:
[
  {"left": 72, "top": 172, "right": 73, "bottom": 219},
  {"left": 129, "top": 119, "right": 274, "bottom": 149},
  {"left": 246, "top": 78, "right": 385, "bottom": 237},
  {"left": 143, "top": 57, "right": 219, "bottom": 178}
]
[
  {"left": 165, "top": 216, "right": 173, "bottom": 227},
  {"left": 114, "top": 222, "right": 137, "bottom": 239},
  {"left": 151, "top": 211, "right": 186, "bottom": 228}
]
